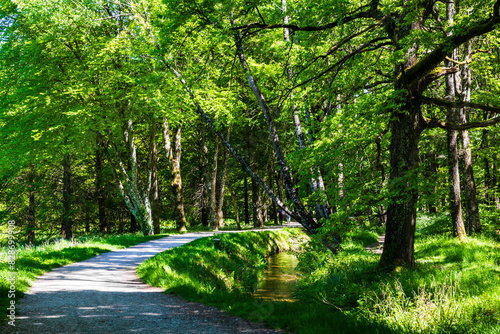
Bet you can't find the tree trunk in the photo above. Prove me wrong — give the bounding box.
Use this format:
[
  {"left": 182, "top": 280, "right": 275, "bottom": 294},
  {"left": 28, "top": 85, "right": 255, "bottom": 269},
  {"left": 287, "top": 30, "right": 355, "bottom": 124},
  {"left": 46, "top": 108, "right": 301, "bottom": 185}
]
[
  {"left": 199, "top": 122, "right": 209, "bottom": 227},
  {"left": 231, "top": 17, "right": 320, "bottom": 234},
  {"left": 244, "top": 174, "right": 250, "bottom": 226},
  {"left": 62, "top": 154, "right": 72, "bottom": 240},
  {"left": 130, "top": 212, "right": 138, "bottom": 233},
  {"left": 215, "top": 137, "right": 229, "bottom": 229},
  {"left": 208, "top": 140, "right": 219, "bottom": 230},
  {"left": 459, "top": 41, "right": 481, "bottom": 233},
  {"left": 96, "top": 139, "right": 107, "bottom": 233},
  {"left": 151, "top": 139, "right": 161, "bottom": 235},
  {"left": 27, "top": 166, "right": 36, "bottom": 244},
  {"left": 227, "top": 179, "right": 241, "bottom": 230},
  {"left": 172, "top": 125, "right": 187, "bottom": 232},
  {"left": 379, "top": 106, "right": 423, "bottom": 268},
  {"left": 125, "top": 119, "right": 154, "bottom": 235},
  {"left": 445, "top": 1, "right": 466, "bottom": 240},
  {"left": 269, "top": 166, "right": 278, "bottom": 225}
]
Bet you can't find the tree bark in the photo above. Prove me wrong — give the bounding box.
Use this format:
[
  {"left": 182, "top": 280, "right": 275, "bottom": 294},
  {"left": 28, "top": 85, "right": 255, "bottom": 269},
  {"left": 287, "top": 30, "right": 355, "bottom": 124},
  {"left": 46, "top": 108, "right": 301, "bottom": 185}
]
[
  {"left": 459, "top": 41, "right": 481, "bottom": 233},
  {"left": 27, "top": 166, "right": 36, "bottom": 244},
  {"left": 244, "top": 174, "right": 250, "bottom": 226},
  {"left": 208, "top": 140, "right": 219, "bottom": 230},
  {"left": 379, "top": 104, "right": 423, "bottom": 268},
  {"left": 172, "top": 125, "right": 188, "bottom": 232},
  {"left": 103, "top": 119, "right": 154, "bottom": 236},
  {"left": 62, "top": 154, "right": 72, "bottom": 240},
  {"left": 96, "top": 138, "right": 107, "bottom": 233},
  {"left": 215, "top": 135, "right": 230, "bottom": 229},
  {"left": 227, "top": 178, "right": 241, "bottom": 230},
  {"left": 231, "top": 17, "right": 320, "bottom": 235},
  {"left": 151, "top": 138, "right": 161, "bottom": 235},
  {"left": 445, "top": 1, "right": 466, "bottom": 240},
  {"left": 199, "top": 122, "right": 209, "bottom": 227}
]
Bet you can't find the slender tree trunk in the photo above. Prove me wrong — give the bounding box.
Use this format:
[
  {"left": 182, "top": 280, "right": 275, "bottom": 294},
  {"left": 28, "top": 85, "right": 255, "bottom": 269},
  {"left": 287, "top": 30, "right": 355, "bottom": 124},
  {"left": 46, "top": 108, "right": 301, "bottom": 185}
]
[
  {"left": 62, "top": 154, "right": 72, "bottom": 240},
  {"left": 231, "top": 17, "right": 320, "bottom": 234},
  {"left": 151, "top": 139, "right": 161, "bottom": 234},
  {"left": 27, "top": 166, "right": 36, "bottom": 244},
  {"left": 215, "top": 138, "right": 229, "bottom": 229},
  {"left": 283, "top": 2, "right": 328, "bottom": 219},
  {"left": 457, "top": 41, "right": 481, "bottom": 233},
  {"left": 269, "top": 166, "right": 278, "bottom": 225},
  {"left": 208, "top": 140, "right": 219, "bottom": 230},
  {"left": 244, "top": 174, "right": 250, "bottom": 226},
  {"left": 248, "top": 129, "right": 264, "bottom": 228},
  {"left": 446, "top": 1, "right": 466, "bottom": 240},
  {"left": 172, "top": 125, "right": 187, "bottom": 232},
  {"left": 96, "top": 139, "right": 107, "bottom": 233},
  {"left": 227, "top": 179, "right": 241, "bottom": 230},
  {"left": 199, "top": 122, "right": 209, "bottom": 227},
  {"left": 125, "top": 120, "right": 154, "bottom": 235}
]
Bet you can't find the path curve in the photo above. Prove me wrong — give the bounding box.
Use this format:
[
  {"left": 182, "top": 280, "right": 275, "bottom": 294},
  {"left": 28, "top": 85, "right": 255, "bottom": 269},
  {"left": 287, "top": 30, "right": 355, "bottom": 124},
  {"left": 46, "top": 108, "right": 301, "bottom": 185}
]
[{"left": 7, "top": 231, "right": 287, "bottom": 333}]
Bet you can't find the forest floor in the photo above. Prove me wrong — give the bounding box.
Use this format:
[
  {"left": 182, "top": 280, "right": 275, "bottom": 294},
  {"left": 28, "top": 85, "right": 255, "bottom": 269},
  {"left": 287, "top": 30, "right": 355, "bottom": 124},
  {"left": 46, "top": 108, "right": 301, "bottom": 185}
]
[{"left": 3, "top": 227, "right": 297, "bottom": 334}]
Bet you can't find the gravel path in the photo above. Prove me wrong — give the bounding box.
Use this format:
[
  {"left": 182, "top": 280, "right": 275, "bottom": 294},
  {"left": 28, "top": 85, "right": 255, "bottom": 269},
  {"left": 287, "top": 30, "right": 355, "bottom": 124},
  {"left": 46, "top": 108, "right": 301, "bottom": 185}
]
[{"left": 6, "top": 231, "right": 287, "bottom": 334}]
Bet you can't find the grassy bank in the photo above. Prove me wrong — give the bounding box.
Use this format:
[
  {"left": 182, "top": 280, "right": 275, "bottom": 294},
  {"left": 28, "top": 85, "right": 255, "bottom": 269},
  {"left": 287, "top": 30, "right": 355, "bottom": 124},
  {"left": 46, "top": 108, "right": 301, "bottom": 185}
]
[
  {"left": 0, "top": 233, "right": 166, "bottom": 322},
  {"left": 138, "top": 217, "right": 500, "bottom": 333},
  {"left": 137, "top": 228, "right": 392, "bottom": 333}
]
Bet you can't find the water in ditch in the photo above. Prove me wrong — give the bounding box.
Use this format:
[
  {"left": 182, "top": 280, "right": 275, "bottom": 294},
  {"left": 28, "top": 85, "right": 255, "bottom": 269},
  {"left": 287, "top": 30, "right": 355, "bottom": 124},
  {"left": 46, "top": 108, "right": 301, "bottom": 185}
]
[{"left": 253, "top": 252, "right": 300, "bottom": 302}]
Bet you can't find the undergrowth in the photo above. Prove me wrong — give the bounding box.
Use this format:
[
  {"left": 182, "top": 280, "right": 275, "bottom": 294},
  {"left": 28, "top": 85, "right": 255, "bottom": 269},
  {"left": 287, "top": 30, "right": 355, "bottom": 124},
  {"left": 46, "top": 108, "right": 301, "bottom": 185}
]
[{"left": 294, "top": 213, "right": 500, "bottom": 333}]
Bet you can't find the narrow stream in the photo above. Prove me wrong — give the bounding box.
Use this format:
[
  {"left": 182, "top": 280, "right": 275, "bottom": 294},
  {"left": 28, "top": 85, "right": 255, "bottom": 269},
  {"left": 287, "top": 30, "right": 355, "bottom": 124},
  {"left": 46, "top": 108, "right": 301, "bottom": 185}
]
[{"left": 253, "top": 252, "right": 300, "bottom": 302}]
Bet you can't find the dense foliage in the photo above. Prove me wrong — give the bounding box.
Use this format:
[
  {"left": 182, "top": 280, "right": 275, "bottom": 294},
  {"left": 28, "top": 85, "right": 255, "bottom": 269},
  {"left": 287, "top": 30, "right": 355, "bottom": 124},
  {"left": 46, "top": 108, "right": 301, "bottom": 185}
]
[{"left": 1, "top": 0, "right": 499, "bottom": 266}]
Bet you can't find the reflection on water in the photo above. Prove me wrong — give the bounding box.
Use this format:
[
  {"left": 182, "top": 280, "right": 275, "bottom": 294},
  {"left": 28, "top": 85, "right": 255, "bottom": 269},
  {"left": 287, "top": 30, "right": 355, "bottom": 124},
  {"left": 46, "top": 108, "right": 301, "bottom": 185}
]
[{"left": 253, "top": 252, "right": 300, "bottom": 302}]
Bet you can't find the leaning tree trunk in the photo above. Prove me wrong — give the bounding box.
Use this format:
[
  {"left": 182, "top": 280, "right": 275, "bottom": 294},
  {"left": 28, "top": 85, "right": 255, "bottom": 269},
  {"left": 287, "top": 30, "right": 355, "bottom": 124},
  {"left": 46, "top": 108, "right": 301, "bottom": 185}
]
[
  {"left": 62, "top": 154, "right": 72, "bottom": 241},
  {"left": 231, "top": 17, "right": 321, "bottom": 236},
  {"left": 283, "top": 1, "right": 328, "bottom": 219}
]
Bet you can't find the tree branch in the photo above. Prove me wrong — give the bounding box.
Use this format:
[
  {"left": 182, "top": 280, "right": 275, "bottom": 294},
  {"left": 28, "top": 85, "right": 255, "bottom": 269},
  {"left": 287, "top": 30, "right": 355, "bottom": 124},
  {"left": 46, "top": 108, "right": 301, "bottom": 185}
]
[
  {"left": 418, "top": 95, "right": 500, "bottom": 130},
  {"left": 403, "top": 1, "right": 500, "bottom": 86},
  {"left": 231, "top": 1, "right": 381, "bottom": 32}
]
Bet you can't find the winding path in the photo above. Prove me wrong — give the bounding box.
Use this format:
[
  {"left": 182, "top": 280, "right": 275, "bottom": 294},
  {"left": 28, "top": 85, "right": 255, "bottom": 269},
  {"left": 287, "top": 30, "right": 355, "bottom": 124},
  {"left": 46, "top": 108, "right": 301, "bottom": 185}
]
[{"left": 7, "top": 231, "right": 287, "bottom": 333}]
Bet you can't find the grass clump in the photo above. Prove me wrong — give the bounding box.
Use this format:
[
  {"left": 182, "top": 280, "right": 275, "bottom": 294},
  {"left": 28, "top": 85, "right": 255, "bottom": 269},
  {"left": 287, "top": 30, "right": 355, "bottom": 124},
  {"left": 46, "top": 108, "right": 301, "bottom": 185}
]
[{"left": 0, "top": 233, "right": 166, "bottom": 321}]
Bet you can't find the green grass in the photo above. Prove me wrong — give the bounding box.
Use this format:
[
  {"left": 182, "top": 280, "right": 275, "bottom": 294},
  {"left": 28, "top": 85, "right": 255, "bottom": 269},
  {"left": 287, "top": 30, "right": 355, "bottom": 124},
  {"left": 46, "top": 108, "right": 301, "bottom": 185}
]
[
  {"left": 137, "top": 228, "right": 393, "bottom": 333},
  {"left": 293, "top": 213, "right": 500, "bottom": 333},
  {"left": 137, "top": 213, "right": 500, "bottom": 333},
  {"left": 0, "top": 233, "right": 167, "bottom": 322}
]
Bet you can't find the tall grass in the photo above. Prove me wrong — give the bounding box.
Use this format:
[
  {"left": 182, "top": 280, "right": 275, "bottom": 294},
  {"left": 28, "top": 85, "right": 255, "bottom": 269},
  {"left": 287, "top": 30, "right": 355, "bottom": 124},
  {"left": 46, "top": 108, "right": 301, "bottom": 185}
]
[{"left": 293, "top": 215, "right": 500, "bottom": 333}]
